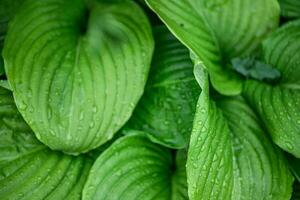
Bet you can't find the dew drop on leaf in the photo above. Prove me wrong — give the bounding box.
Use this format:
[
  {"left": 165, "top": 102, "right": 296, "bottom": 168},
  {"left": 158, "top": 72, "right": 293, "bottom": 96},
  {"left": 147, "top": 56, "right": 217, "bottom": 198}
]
[
  {"left": 89, "top": 122, "right": 95, "bottom": 128},
  {"left": 79, "top": 111, "right": 84, "bottom": 121},
  {"left": 18, "top": 100, "right": 27, "bottom": 111},
  {"left": 285, "top": 142, "right": 294, "bottom": 150},
  {"left": 92, "top": 106, "right": 97, "bottom": 113}
]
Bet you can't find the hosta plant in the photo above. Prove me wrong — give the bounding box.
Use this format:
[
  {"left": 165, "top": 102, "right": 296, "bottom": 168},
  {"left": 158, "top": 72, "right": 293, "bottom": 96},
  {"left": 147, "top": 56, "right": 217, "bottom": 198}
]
[
  {"left": 146, "top": 0, "right": 300, "bottom": 158},
  {"left": 83, "top": 133, "right": 188, "bottom": 200},
  {"left": 187, "top": 67, "right": 293, "bottom": 200},
  {"left": 243, "top": 20, "right": 300, "bottom": 158},
  {"left": 0, "top": 87, "right": 92, "bottom": 199},
  {"left": 146, "top": 0, "right": 280, "bottom": 96},
  {"left": 126, "top": 26, "right": 200, "bottom": 149},
  {"left": 3, "top": 0, "right": 154, "bottom": 154}
]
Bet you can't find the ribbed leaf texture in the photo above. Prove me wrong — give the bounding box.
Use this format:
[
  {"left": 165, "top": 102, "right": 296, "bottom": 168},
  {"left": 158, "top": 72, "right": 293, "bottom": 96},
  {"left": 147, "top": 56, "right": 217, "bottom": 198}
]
[
  {"left": 83, "top": 134, "right": 188, "bottom": 200},
  {"left": 278, "top": 0, "right": 300, "bottom": 18},
  {"left": 146, "top": 0, "right": 279, "bottom": 95},
  {"left": 3, "top": 0, "right": 154, "bottom": 154},
  {"left": 0, "top": 87, "right": 92, "bottom": 200},
  {"left": 127, "top": 26, "right": 200, "bottom": 149},
  {"left": 243, "top": 20, "right": 300, "bottom": 158},
  {"left": 187, "top": 68, "right": 294, "bottom": 200}
]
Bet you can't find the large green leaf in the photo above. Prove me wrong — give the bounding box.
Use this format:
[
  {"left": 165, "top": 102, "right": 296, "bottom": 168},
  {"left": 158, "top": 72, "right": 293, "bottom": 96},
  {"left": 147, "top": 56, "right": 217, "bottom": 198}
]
[
  {"left": 83, "top": 134, "right": 188, "bottom": 200},
  {"left": 3, "top": 0, "right": 154, "bottom": 154},
  {"left": 278, "top": 0, "right": 300, "bottom": 18},
  {"left": 146, "top": 0, "right": 279, "bottom": 95},
  {"left": 0, "top": 87, "right": 92, "bottom": 200},
  {"left": 243, "top": 20, "right": 300, "bottom": 158},
  {"left": 126, "top": 26, "right": 199, "bottom": 149},
  {"left": 187, "top": 68, "right": 293, "bottom": 200}
]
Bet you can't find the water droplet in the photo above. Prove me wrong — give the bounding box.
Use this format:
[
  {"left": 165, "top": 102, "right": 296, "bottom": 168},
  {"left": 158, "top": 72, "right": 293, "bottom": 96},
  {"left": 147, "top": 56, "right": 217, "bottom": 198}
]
[
  {"left": 212, "top": 154, "right": 219, "bottom": 162},
  {"left": 67, "top": 133, "right": 72, "bottom": 141},
  {"left": 92, "top": 106, "right": 97, "bottom": 113},
  {"left": 18, "top": 100, "right": 27, "bottom": 111},
  {"left": 201, "top": 126, "right": 207, "bottom": 133},
  {"left": 200, "top": 145, "right": 206, "bottom": 152},
  {"left": 198, "top": 121, "right": 203, "bottom": 126},
  {"left": 192, "top": 163, "right": 198, "bottom": 169},
  {"left": 129, "top": 103, "right": 135, "bottom": 109},
  {"left": 115, "top": 170, "right": 123, "bottom": 177},
  {"left": 79, "top": 112, "right": 84, "bottom": 121},
  {"left": 50, "top": 129, "right": 55, "bottom": 136},
  {"left": 89, "top": 122, "right": 95, "bottom": 128},
  {"left": 200, "top": 108, "right": 206, "bottom": 114},
  {"left": 286, "top": 141, "right": 293, "bottom": 150}
]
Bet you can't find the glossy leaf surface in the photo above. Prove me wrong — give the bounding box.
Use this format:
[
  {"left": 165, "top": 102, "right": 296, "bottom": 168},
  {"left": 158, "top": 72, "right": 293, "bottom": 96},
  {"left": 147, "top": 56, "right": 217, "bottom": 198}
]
[
  {"left": 146, "top": 0, "right": 279, "bottom": 95},
  {"left": 3, "top": 0, "right": 154, "bottom": 154},
  {"left": 243, "top": 20, "right": 300, "bottom": 157},
  {"left": 187, "top": 69, "right": 293, "bottom": 200},
  {"left": 127, "top": 26, "right": 199, "bottom": 149},
  {"left": 83, "top": 134, "right": 188, "bottom": 200},
  {"left": 0, "top": 87, "right": 92, "bottom": 200}
]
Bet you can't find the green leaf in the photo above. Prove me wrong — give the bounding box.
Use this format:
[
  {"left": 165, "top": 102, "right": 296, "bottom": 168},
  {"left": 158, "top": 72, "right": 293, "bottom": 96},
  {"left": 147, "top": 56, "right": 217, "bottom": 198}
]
[
  {"left": 286, "top": 154, "right": 300, "bottom": 182},
  {"left": 146, "top": 0, "right": 279, "bottom": 95},
  {"left": 278, "top": 0, "right": 300, "bottom": 18},
  {"left": 83, "top": 134, "right": 188, "bottom": 200},
  {"left": 126, "top": 26, "right": 200, "bottom": 149},
  {"left": 231, "top": 57, "right": 281, "bottom": 81},
  {"left": 3, "top": 0, "right": 154, "bottom": 154},
  {"left": 0, "top": 80, "right": 11, "bottom": 91},
  {"left": 0, "top": 87, "right": 92, "bottom": 200},
  {"left": 187, "top": 68, "right": 294, "bottom": 200},
  {"left": 243, "top": 20, "right": 300, "bottom": 158}
]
